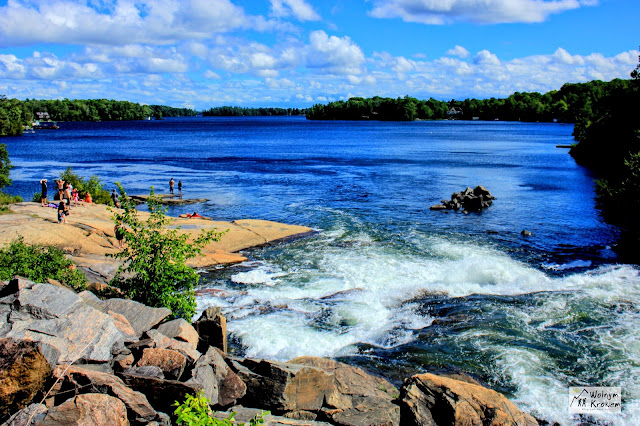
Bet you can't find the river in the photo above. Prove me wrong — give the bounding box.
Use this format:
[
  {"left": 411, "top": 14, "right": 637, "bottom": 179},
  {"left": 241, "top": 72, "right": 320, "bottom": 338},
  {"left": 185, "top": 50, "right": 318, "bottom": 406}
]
[{"left": 5, "top": 116, "right": 639, "bottom": 424}]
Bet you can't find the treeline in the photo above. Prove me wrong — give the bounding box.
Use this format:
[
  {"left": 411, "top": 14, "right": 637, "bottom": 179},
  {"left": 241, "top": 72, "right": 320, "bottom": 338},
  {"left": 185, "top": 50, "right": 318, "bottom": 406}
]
[
  {"left": 569, "top": 53, "right": 640, "bottom": 262},
  {"left": 0, "top": 97, "right": 197, "bottom": 136},
  {"left": 306, "top": 78, "right": 633, "bottom": 123},
  {"left": 202, "top": 106, "right": 306, "bottom": 116}
]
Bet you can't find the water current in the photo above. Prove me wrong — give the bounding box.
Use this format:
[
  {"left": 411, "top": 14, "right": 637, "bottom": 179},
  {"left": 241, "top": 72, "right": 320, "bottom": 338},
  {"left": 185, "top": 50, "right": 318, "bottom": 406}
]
[{"left": 5, "top": 116, "right": 639, "bottom": 424}]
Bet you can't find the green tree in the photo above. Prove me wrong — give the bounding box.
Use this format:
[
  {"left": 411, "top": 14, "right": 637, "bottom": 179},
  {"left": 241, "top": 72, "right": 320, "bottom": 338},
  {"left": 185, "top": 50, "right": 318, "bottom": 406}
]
[
  {"left": 109, "top": 184, "right": 224, "bottom": 319},
  {"left": 0, "top": 144, "right": 12, "bottom": 189}
]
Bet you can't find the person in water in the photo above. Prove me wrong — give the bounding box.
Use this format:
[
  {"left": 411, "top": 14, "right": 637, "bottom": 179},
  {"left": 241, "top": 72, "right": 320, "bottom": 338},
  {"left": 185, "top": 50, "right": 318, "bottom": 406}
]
[{"left": 178, "top": 180, "right": 182, "bottom": 199}]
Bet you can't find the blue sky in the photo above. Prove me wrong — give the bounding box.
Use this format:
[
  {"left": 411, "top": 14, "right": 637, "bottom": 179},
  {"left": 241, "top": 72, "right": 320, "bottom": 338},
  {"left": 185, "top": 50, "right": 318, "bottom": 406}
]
[{"left": 0, "top": 0, "right": 637, "bottom": 109}]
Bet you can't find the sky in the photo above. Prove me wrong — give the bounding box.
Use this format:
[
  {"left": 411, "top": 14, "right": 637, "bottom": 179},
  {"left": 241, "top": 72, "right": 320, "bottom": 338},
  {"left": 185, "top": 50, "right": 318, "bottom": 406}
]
[{"left": 0, "top": 0, "right": 638, "bottom": 110}]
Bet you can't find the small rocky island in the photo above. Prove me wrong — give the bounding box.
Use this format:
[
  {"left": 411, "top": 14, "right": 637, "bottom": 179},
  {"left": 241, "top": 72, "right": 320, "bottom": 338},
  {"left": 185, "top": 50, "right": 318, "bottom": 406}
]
[{"left": 430, "top": 185, "right": 495, "bottom": 212}]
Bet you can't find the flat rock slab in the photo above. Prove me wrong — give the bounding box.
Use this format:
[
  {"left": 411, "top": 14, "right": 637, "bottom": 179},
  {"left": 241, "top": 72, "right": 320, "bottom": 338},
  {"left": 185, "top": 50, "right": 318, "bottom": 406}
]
[
  {"left": 129, "top": 194, "right": 208, "bottom": 205},
  {"left": 1, "top": 202, "right": 313, "bottom": 282}
]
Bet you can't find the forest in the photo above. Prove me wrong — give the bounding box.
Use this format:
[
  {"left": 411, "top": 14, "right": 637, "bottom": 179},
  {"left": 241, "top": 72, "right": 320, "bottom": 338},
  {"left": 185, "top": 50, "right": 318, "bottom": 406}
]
[
  {"left": 0, "top": 97, "right": 196, "bottom": 136},
  {"left": 305, "top": 78, "right": 632, "bottom": 123},
  {"left": 203, "top": 106, "right": 306, "bottom": 116}
]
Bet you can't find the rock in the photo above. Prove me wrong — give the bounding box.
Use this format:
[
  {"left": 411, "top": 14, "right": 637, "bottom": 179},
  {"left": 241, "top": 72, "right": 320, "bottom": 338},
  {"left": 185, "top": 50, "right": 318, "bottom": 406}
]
[
  {"left": 108, "top": 310, "right": 138, "bottom": 342},
  {"left": 521, "top": 230, "right": 533, "bottom": 237},
  {"left": 113, "top": 351, "right": 135, "bottom": 372},
  {"left": 429, "top": 205, "right": 448, "bottom": 210},
  {"left": 188, "top": 347, "right": 246, "bottom": 407},
  {"left": 399, "top": 373, "right": 538, "bottom": 426},
  {"left": 103, "top": 298, "right": 171, "bottom": 338},
  {"left": 146, "top": 329, "right": 201, "bottom": 364},
  {"left": 39, "top": 393, "right": 128, "bottom": 426},
  {"left": 156, "top": 318, "right": 199, "bottom": 350},
  {"left": 290, "top": 357, "right": 400, "bottom": 426},
  {"left": 137, "top": 348, "right": 187, "bottom": 380},
  {"left": 237, "top": 358, "right": 333, "bottom": 412},
  {"left": 51, "top": 365, "right": 159, "bottom": 423},
  {"left": 214, "top": 407, "right": 332, "bottom": 425},
  {"left": 119, "top": 372, "right": 202, "bottom": 415},
  {"left": 0, "top": 338, "right": 52, "bottom": 421},
  {"left": 78, "top": 290, "right": 105, "bottom": 312},
  {"left": 125, "top": 365, "right": 165, "bottom": 379},
  {"left": 193, "top": 307, "right": 227, "bottom": 354},
  {"left": 2, "top": 403, "right": 47, "bottom": 425},
  {"left": 2, "top": 281, "right": 125, "bottom": 364}
]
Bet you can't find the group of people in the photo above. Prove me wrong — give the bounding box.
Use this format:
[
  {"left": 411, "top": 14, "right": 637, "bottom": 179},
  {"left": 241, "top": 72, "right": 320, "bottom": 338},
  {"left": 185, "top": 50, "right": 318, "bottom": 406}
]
[{"left": 169, "top": 178, "right": 183, "bottom": 199}]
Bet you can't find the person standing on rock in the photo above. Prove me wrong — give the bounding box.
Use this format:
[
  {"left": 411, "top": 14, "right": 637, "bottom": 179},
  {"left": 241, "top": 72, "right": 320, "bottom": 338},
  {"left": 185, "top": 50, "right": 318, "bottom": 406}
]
[
  {"left": 178, "top": 180, "right": 182, "bottom": 199},
  {"left": 115, "top": 220, "right": 125, "bottom": 248},
  {"left": 40, "top": 179, "right": 48, "bottom": 206},
  {"left": 169, "top": 178, "right": 175, "bottom": 194},
  {"left": 111, "top": 189, "right": 121, "bottom": 208},
  {"left": 55, "top": 178, "right": 64, "bottom": 201}
]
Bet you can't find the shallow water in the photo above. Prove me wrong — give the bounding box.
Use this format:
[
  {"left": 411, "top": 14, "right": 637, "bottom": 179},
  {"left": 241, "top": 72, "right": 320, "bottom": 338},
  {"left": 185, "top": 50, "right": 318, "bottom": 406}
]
[{"left": 5, "top": 116, "right": 639, "bottom": 424}]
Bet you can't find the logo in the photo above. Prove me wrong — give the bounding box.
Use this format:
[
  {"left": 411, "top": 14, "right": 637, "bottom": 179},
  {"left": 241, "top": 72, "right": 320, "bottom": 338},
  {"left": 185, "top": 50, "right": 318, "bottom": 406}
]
[{"left": 569, "top": 387, "right": 621, "bottom": 413}]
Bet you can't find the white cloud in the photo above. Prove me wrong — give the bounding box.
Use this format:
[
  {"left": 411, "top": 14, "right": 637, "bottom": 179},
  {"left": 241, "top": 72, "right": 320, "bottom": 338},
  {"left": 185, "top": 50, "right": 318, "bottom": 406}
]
[
  {"left": 446, "top": 45, "right": 470, "bottom": 58},
  {"left": 203, "top": 70, "right": 221, "bottom": 79},
  {"left": 270, "top": 0, "right": 320, "bottom": 21},
  {"left": 305, "top": 30, "right": 365, "bottom": 75},
  {"left": 369, "top": 0, "right": 594, "bottom": 24},
  {"left": 0, "top": 0, "right": 248, "bottom": 47}
]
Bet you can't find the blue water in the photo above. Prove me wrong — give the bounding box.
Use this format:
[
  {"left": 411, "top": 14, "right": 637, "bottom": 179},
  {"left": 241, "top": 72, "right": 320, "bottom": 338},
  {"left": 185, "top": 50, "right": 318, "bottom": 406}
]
[{"left": 4, "top": 116, "right": 639, "bottom": 423}]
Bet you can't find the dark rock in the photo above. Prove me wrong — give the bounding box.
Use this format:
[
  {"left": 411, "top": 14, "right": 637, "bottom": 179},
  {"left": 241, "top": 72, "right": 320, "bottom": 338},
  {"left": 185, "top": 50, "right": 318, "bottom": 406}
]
[
  {"left": 188, "top": 346, "right": 246, "bottom": 407},
  {"left": 399, "top": 373, "right": 538, "bottom": 426},
  {"left": 103, "top": 298, "right": 171, "bottom": 338},
  {"left": 38, "top": 393, "right": 128, "bottom": 426},
  {"left": 125, "top": 365, "right": 165, "bottom": 379},
  {"left": 119, "top": 372, "right": 202, "bottom": 416},
  {"left": 0, "top": 338, "right": 52, "bottom": 421},
  {"left": 521, "top": 230, "right": 533, "bottom": 236},
  {"left": 193, "top": 307, "right": 227, "bottom": 354},
  {"left": 213, "top": 406, "right": 332, "bottom": 425}
]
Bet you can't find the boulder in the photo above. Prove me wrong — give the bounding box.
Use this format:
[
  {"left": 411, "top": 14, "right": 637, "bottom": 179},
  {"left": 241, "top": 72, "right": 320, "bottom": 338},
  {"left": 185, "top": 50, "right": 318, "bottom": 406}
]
[
  {"left": 38, "top": 393, "right": 128, "bottom": 426},
  {"left": 399, "top": 373, "right": 538, "bottom": 426},
  {"left": 51, "top": 365, "right": 159, "bottom": 423},
  {"left": 2, "top": 281, "right": 125, "bottom": 364},
  {"left": 137, "top": 348, "right": 187, "bottom": 380},
  {"left": 0, "top": 338, "right": 52, "bottom": 421},
  {"left": 125, "top": 365, "right": 165, "bottom": 379},
  {"left": 193, "top": 307, "right": 227, "bottom": 354},
  {"left": 236, "top": 356, "right": 400, "bottom": 425},
  {"left": 214, "top": 406, "right": 332, "bottom": 425},
  {"left": 103, "top": 298, "right": 171, "bottom": 338},
  {"left": 290, "top": 357, "right": 400, "bottom": 426},
  {"left": 119, "top": 372, "right": 203, "bottom": 415},
  {"left": 236, "top": 358, "right": 333, "bottom": 413},
  {"left": 108, "top": 310, "right": 138, "bottom": 342},
  {"left": 146, "top": 329, "right": 201, "bottom": 364},
  {"left": 188, "top": 347, "right": 246, "bottom": 407},
  {"left": 156, "top": 318, "right": 199, "bottom": 350}
]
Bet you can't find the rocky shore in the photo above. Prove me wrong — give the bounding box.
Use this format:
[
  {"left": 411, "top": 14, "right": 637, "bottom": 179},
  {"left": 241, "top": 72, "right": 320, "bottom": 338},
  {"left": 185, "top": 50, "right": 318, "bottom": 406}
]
[
  {"left": 0, "top": 202, "right": 540, "bottom": 425},
  {"left": 1, "top": 277, "right": 539, "bottom": 425},
  {"left": 0, "top": 202, "right": 313, "bottom": 284}
]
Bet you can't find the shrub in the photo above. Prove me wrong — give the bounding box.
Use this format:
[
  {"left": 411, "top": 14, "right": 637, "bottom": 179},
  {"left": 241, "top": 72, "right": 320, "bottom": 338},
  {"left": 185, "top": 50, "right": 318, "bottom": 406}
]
[
  {"left": 109, "top": 183, "right": 224, "bottom": 319},
  {"left": 0, "top": 192, "right": 22, "bottom": 214},
  {"left": 174, "top": 391, "right": 267, "bottom": 425},
  {"left": 0, "top": 236, "right": 87, "bottom": 291},
  {"left": 60, "top": 166, "right": 112, "bottom": 204}
]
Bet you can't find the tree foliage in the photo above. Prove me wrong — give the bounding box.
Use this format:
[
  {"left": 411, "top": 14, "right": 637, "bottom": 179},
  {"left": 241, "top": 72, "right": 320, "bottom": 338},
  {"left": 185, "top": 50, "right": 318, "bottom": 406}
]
[
  {"left": 0, "top": 144, "right": 12, "bottom": 189},
  {"left": 60, "top": 167, "right": 112, "bottom": 204},
  {"left": 0, "top": 237, "right": 87, "bottom": 291},
  {"left": 109, "top": 183, "right": 224, "bottom": 319},
  {"left": 203, "top": 106, "right": 306, "bottom": 116},
  {"left": 306, "top": 79, "right": 633, "bottom": 123}
]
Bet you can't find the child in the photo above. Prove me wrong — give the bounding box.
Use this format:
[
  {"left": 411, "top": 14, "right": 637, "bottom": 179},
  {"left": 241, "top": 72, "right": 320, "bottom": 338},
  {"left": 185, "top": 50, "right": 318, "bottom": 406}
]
[{"left": 57, "top": 200, "right": 66, "bottom": 224}]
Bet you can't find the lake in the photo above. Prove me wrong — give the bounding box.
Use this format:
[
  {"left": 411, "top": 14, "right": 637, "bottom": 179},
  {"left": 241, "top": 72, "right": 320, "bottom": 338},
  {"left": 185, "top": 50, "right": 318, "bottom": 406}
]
[{"left": 5, "top": 116, "right": 639, "bottom": 424}]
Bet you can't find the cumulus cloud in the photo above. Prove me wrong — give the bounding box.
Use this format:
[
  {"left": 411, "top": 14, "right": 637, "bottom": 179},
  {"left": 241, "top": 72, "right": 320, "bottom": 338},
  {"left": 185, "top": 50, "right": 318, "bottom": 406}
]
[
  {"left": 446, "top": 45, "right": 470, "bottom": 58},
  {"left": 0, "top": 0, "right": 248, "bottom": 47},
  {"left": 369, "top": 0, "right": 594, "bottom": 24},
  {"left": 270, "top": 0, "right": 320, "bottom": 21},
  {"left": 305, "top": 30, "right": 365, "bottom": 75}
]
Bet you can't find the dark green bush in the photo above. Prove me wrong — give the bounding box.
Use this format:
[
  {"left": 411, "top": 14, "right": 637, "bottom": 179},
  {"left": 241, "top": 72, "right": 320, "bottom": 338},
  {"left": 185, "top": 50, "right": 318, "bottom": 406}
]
[{"left": 0, "top": 237, "right": 87, "bottom": 291}]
